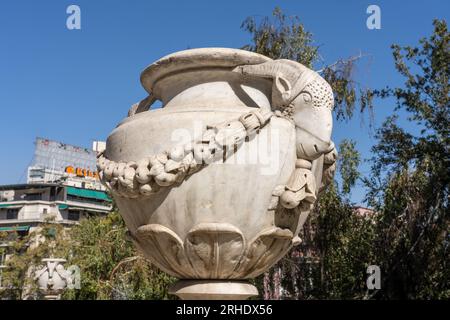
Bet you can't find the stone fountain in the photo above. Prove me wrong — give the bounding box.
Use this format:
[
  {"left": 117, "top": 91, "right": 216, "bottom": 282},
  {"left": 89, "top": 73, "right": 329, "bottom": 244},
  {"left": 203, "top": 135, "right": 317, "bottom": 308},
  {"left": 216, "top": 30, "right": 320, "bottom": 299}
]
[{"left": 97, "top": 48, "right": 337, "bottom": 300}]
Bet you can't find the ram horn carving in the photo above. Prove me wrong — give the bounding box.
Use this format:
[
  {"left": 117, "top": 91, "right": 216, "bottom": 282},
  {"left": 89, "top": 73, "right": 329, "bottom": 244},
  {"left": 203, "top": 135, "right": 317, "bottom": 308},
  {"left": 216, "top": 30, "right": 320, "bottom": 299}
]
[{"left": 234, "top": 59, "right": 334, "bottom": 161}]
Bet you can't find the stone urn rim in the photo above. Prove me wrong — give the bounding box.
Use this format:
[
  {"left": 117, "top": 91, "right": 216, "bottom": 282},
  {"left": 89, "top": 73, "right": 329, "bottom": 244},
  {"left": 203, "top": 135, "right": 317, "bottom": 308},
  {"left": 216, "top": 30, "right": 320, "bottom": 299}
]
[
  {"left": 140, "top": 47, "right": 271, "bottom": 96},
  {"left": 41, "top": 258, "right": 67, "bottom": 263}
]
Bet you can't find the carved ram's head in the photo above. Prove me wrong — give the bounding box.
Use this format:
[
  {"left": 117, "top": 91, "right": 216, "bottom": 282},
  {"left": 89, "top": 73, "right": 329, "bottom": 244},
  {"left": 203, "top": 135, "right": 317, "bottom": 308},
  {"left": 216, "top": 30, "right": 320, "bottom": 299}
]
[{"left": 234, "top": 59, "right": 334, "bottom": 160}]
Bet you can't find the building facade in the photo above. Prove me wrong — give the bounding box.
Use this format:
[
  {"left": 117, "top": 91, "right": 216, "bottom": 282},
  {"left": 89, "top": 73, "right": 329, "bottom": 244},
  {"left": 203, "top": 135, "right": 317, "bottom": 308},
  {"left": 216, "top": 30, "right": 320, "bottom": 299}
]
[
  {"left": 0, "top": 138, "right": 111, "bottom": 290},
  {"left": 0, "top": 137, "right": 111, "bottom": 233},
  {"left": 0, "top": 183, "right": 112, "bottom": 232}
]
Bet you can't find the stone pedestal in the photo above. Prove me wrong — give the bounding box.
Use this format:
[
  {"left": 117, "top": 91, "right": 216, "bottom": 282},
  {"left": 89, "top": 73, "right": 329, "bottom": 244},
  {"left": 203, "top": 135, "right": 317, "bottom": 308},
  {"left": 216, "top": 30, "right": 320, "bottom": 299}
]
[{"left": 169, "top": 280, "right": 258, "bottom": 300}]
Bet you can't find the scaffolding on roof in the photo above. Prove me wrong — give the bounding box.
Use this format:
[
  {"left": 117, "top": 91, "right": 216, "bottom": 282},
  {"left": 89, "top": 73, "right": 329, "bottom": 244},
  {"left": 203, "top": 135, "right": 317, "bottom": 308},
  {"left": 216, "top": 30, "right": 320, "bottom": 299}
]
[{"left": 31, "top": 137, "right": 97, "bottom": 173}]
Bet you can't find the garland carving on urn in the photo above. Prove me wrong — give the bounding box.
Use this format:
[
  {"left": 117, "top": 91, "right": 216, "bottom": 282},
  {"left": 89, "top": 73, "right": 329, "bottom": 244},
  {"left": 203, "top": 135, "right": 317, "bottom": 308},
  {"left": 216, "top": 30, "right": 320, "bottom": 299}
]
[{"left": 99, "top": 48, "right": 337, "bottom": 299}]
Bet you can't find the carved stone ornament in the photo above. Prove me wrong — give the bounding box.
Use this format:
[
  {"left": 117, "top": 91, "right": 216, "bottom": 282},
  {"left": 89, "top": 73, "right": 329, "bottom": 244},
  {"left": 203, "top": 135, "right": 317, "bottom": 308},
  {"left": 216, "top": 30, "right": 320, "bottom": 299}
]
[
  {"left": 34, "top": 258, "right": 68, "bottom": 300},
  {"left": 99, "top": 48, "right": 337, "bottom": 299}
]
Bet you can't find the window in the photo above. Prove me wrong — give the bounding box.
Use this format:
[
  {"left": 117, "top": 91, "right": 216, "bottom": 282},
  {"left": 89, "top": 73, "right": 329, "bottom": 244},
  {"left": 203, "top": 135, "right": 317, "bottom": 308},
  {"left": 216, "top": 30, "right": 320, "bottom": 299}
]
[
  {"left": 66, "top": 194, "right": 108, "bottom": 206},
  {"left": 68, "top": 210, "right": 80, "bottom": 221},
  {"left": 29, "top": 169, "right": 44, "bottom": 179},
  {"left": 43, "top": 208, "right": 48, "bottom": 215},
  {"left": 25, "top": 193, "right": 42, "bottom": 201},
  {"left": 6, "top": 209, "right": 19, "bottom": 220},
  {"left": 49, "top": 187, "right": 57, "bottom": 201}
]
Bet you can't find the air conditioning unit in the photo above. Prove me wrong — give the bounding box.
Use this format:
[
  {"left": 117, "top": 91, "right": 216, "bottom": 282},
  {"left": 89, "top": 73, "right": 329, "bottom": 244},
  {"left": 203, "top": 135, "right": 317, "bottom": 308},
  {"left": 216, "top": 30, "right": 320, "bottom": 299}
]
[{"left": 0, "top": 190, "right": 14, "bottom": 202}]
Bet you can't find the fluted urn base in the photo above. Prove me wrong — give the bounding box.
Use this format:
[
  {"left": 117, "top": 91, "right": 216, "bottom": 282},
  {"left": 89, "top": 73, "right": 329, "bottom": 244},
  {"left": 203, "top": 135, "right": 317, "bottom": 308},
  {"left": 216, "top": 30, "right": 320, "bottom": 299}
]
[{"left": 169, "top": 280, "right": 258, "bottom": 300}]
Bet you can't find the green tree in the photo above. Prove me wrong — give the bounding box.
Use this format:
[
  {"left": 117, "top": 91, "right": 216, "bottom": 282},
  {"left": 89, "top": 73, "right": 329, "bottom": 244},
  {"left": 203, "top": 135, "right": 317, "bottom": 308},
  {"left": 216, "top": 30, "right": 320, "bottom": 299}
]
[
  {"left": 64, "top": 212, "right": 175, "bottom": 300},
  {"left": 241, "top": 7, "right": 374, "bottom": 121},
  {"left": 365, "top": 19, "right": 449, "bottom": 299},
  {"left": 243, "top": 8, "right": 448, "bottom": 301},
  {"left": 0, "top": 213, "right": 175, "bottom": 300},
  {"left": 242, "top": 7, "right": 376, "bottom": 300},
  {"left": 259, "top": 140, "right": 376, "bottom": 300},
  {"left": 0, "top": 222, "right": 71, "bottom": 299}
]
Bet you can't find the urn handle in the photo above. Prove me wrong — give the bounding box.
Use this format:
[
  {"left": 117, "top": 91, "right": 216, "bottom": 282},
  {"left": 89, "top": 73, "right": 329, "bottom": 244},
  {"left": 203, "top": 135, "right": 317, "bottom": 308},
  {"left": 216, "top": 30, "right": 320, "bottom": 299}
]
[{"left": 127, "top": 95, "right": 157, "bottom": 117}]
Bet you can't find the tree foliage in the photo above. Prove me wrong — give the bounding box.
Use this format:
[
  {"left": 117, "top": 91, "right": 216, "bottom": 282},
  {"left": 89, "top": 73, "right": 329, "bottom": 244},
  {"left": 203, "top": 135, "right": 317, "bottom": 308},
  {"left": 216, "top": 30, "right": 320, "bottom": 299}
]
[
  {"left": 0, "top": 223, "right": 71, "bottom": 299},
  {"left": 241, "top": 7, "right": 318, "bottom": 67},
  {"left": 364, "top": 19, "right": 449, "bottom": 299},
  {"left": 247, "top": 10, "right": 448, "bottom": 300},
  {"left": 259, "top": 141, "right": 375, "bottom": 300},
  {"left": 241, "top": 7, "right": 374, "bottom": 121},
  {"left": 0, "top": 213, "right": 175, "bottom": 300},
  {"left": 338, "top": 140, "right": 361, "bottom": 195}
]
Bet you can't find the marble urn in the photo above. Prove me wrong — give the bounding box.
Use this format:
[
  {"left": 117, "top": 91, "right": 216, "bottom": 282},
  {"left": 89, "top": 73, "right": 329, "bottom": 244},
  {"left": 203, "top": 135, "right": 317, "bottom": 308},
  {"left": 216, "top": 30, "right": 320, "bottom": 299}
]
[{"left": 97, "top": 48, "right": 337, "bottom": 299}]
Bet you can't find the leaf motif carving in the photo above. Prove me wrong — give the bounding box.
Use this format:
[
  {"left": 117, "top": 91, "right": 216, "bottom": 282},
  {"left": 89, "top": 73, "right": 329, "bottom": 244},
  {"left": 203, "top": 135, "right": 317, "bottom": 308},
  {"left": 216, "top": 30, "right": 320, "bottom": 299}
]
[
  {"left": 185, "top": 223, "right": 245, "bottom": 279},
  {"left": 135, "top": 224, "right": 193, "bottom": 278},
  {"left": 236, "top": 227, "right": 293, "bottom": 279}
]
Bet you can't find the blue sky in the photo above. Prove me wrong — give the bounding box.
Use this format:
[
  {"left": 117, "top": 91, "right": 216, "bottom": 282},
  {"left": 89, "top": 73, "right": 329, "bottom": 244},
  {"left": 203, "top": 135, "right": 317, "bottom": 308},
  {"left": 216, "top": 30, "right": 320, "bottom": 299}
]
[{"left": 0, "top": 0, "right": 448, "bottom": 204}]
